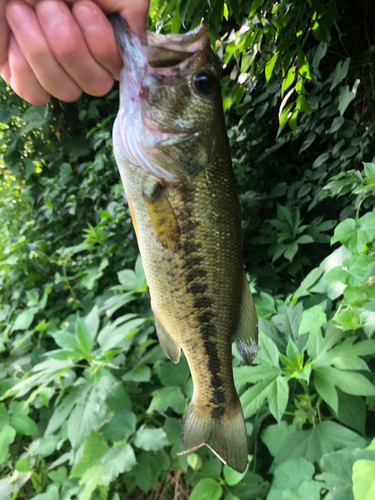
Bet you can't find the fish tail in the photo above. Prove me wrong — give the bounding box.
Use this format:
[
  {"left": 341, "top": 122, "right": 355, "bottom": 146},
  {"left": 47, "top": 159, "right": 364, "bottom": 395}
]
[{"left": 181, "top": 400, "right": 248, "bottom": 473}]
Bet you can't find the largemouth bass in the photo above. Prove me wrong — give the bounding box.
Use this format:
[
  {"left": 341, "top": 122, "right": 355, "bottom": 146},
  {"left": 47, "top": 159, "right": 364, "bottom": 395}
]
[{"left": 111, "top": 16, "right": 258, "bottom": 473}]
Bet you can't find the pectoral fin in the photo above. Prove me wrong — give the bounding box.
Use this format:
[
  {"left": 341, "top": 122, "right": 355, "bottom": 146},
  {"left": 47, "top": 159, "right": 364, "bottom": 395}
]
[
  {"left": 142, "top": 182, "right": 180, "bottom": 252},
  {"left": 154, "top": 312, "right": 181, "bottom": 363},
  {"left": 234, "top": 272, "right": 258, "bottom": 365}
]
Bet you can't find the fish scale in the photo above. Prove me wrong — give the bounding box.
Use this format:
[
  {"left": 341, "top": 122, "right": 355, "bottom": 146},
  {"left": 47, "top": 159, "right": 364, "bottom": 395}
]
[{"left": 111, "top": 15, "right": 258, "bottom": 472}]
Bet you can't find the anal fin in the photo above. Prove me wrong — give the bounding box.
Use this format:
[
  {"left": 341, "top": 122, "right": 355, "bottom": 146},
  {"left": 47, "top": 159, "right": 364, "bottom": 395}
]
[
  {"left": 154, "top": 312, "right": 180, "bottom": 363},
  {"left": 234, "top": 272, "right": 258, "bottom": 365}
]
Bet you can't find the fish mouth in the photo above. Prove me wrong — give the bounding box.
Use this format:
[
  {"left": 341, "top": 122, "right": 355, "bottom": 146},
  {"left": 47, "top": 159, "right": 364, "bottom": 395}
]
[{"left": 110, "top": 15, "right": 209, "bottom": 73}]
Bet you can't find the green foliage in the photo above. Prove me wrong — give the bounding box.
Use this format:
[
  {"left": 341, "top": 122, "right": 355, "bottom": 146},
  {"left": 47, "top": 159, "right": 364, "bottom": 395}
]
[{"left": 1, "top": 0, "right": 375, "bottom": 499}]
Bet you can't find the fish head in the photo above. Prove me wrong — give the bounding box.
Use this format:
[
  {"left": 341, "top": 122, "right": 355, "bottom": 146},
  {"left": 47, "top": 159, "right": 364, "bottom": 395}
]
[{"left": 112, "top": 17, "right": 226, "bottom": 184}]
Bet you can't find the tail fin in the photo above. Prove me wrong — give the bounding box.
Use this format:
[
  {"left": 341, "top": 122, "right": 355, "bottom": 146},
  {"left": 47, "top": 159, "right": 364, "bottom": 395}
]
[{"left": 181, "top": 401, "right": 248, "bottom": 473}]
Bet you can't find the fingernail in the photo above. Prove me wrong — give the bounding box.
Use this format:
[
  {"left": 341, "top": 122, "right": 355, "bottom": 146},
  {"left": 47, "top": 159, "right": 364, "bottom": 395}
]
[
  {"left": 6, "top": 3, "right": 33, "bottom": 30},
  {"left": 74, "top": 5, "right": 98, "bottom": 34},
  {"left": 37, "top": 0, "right": 65, "bottom": 27}
]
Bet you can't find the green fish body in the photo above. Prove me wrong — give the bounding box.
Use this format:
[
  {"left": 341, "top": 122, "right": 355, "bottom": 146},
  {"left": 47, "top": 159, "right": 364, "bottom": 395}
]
[{"left": 112, "top": 17, "right": 258, "bottom": 472}]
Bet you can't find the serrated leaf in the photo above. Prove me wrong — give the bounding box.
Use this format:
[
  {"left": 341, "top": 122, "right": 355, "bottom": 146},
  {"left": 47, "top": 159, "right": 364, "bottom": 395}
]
[
  {"left": 68, "top": 386, "right": 99, "bottom": 450},
  {"left": 101, "top": 444, "right": 136, "bottom": 484}
]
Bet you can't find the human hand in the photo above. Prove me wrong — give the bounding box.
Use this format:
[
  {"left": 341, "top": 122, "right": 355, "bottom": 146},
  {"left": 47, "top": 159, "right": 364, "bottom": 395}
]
[{"left": 0, "top": 0, "right": 149, "bottom": 105}]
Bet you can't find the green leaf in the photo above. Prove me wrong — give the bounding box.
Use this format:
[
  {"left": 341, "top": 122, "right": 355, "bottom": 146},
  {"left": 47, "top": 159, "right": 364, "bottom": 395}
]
[
  {"left": 75, "top": 317, "right": 93, "bottom": 357},
  {"left": 84, "top": 305, "right": 100, "bottom": 341},
  {"left": 253, "top": 292, "right": 278, "bottom": 318},
  {"left": 267, "top": 375, "right": 289, "bottom": 422},
  {"left": 148, "top": 386, "right": 185, "bottom": 415},
  {"left": 298, "top": 305, "right": 327, "bottom": 335},
  {"left": 101, "top": 410, "right": 136, "bottom": 442},
  {"left": 29, "top": 484, "right": 59, "bottom": 500},
  {"left": 336, "top": 310, "right": 360, "bottom": 331},
  {"left": 12, "top": 308, "right": 37, "bottom": 331},
  {"left": 48, "top": 466, "right": 67, "bottom": 484},
  {"left": 330, "top": 57, "right": 350, "bottom": 91},
  {"left": 296, "top": 45, "right": 311, "bottom": 79},
  {"left": 316, "top": 448, "right": 375, "bottom": 500},
  {"left": 254, "top": 331, "right": 279, "bottom": 367},
  {"left": 267, "top": 457, "right": 315, "bottom": 500},
  {"left": 179, "top": 0, "right": 189, "bottom": 27},
  {"left": 337, "top": 390, "right": 366, "bottom": 435},
  {"left": 101, "top": 444, "right": 136, "bottom": 484},
  {"left": 338, "top": 79, "right": 360, "bottom": 116},
  {"left": 314, "top": 368, "right": 338, "bottom": 413},
  {"left": 271, "top": 421, "right": 367, "bottom": 467},
  {"left": 0, "top": 472, "right": 32, "bottom": 500},
  {"left": 104, "top": 382, "right": 132, "bottom": 412},
  {"left": 79, "top": 464, "right": 103, "bottom": 500},
  {"left": 223, "top": 463, "right": 249, "bottom": 486},
  {"left": 352, "top": 460, "right": 375, "bottom": 500},
  {"left": 313, "top": 366, "right": 375, "bottom": 397},
  {"left": 241, "top": 372, "right": 279, "bottom": 418},
  {"left": 9, "top": 401, "right": 37, "bottom": 436},
  {"left": 45, "top": 386, "right": 84, "bottom": 436},
  {"left": 0, "top": 424, "right": 16, "bottom": 463},
  {"left": 30, "top": 435, "right": 59, "bottom": 458},
  {"left": 312, "top": 152, "right": 329, "bottom": 168},
  {"left": 53, "top": 331, "right": 83, "bottom": 356},
  {"left": 133, "top": 425, "right": 168, "bottom": 451},
  {"left": 272, "top": 302, "right": 303, "bottom": 343},
  {"left": 68, "top": 386, "right": 99, "bottom": 449},
  {"left": 159, "top": 356, "right": 190, "bottom": 386},
  {"left": 122, "top": 363, "right": 151, "bottom": 382},
  {"left": 190, "top": 479, "right": 222, "bottom": 500},
  {"left": 266, "top": 53, "right": 278, "bottom": 83},
  {"left": 70, "top": 433, "right": 109, "bottom": 478}
]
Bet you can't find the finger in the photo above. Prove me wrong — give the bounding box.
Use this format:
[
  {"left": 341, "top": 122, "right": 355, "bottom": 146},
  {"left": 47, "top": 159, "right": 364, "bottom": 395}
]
[
  {"left": 7, "top": 34, "right": 50, "bottom": 104},
  {"left": 36, "top": 0, "right": 114, "bottom": 96},
  {"left": 6, "top": 1, "right": 83, "bottom": 101},
  {"left": 76, "top": 0, "right": 150, "bottom": 39},
  {"left": 72, "top": 0, "right": 122, "bottom": 80},
  {"left": 117, "top": 0, "right": 149, "bottom": 40},
  {"left": 0, "top": 0, "right": 10, "bottom": 70}
]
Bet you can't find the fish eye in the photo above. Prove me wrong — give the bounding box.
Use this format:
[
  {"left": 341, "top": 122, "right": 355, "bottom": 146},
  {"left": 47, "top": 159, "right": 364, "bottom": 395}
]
[{"left": 193, "top": 71, "right": 216, "bottom": 94}]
